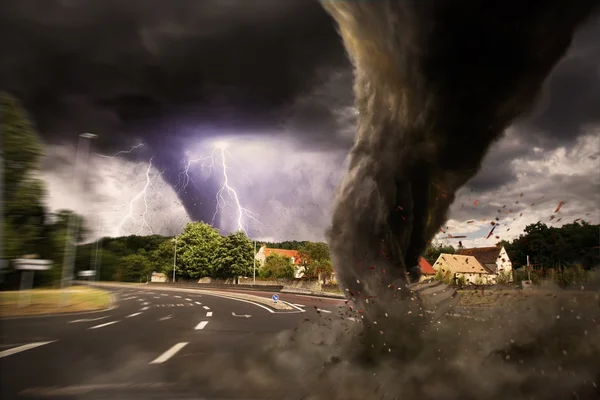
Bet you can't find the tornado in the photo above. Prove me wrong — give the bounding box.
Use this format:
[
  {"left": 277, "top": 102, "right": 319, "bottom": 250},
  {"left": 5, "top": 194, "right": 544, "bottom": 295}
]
[{"left": 323, "top": 0, "right": 599, "bottom": 357}]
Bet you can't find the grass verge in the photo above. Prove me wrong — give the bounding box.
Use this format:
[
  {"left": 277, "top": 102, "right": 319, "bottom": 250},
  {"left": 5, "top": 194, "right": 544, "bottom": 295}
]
[
  {"left": 457, "top": 288, "right": 599, "bottom": 307},
  {"left": 0, "top": 286, "right": 112, "bottom": 317}
]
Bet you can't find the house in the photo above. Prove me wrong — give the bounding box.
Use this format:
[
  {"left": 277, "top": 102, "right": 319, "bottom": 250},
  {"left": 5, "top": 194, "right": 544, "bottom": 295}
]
[
  {"left": 151, "top": 272, "right": 167, "bottom": 283},
  {"left": 254, "top": 245, "right": 305, "bottom": 278},
  {"left": 418, "top": 257, "right": 436, "bottom": 282},
  {"left": 432, "top": 253, "right": 498, "bottom": 285},
  {"left": 455, "top": 246, "right": 513, "bottom": 281}
]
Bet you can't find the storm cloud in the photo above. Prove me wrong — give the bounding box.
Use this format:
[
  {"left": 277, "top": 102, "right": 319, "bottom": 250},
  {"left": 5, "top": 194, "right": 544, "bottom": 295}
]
[{"left": 1, "top": 0, "right": 599, "bottom": 240}]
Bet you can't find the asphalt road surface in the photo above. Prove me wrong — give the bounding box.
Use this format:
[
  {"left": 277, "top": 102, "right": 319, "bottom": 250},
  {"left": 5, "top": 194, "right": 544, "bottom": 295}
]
[{"left": 0, "top": 287, "right": 349, "bottom": 399}]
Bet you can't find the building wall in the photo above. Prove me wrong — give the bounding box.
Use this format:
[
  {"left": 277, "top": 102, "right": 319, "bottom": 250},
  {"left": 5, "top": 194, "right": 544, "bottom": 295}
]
[
  {"left": 496, "top": 247, "right": 514, "bottom": 281},
  {"left": 457, "top": 272, "right": 498, "bottom": 285}
]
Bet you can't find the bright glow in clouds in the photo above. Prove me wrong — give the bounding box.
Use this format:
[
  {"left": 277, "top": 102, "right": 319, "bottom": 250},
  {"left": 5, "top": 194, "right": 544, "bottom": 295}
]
[
  {"left": 41, "top": 144, "right": 190, "bottom": 241},
  {"left": 40, "top": 128, "right": 598, "bottom": 245}
]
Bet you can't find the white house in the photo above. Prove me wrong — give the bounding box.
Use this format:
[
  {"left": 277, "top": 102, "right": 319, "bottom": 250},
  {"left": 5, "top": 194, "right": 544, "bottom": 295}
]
[
  {"left": 456, "top": 246, "right": 513, "bottom": 282},
  {"left": 254, "top": 245, "right": 305, "bottom": 279},
  {"left": 433, "top": 253, "right": 498, "bottom": 285}
]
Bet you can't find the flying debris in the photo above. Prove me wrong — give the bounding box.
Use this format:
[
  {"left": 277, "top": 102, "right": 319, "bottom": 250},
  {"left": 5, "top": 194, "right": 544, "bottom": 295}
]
[{"left": 554, "top": 200, "right": 566, "bottom": 213}]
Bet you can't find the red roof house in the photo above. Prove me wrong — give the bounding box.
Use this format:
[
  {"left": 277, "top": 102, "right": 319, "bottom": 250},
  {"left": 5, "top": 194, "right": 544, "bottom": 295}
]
[{"left": 418, "top": 257, "right": 436, "bottom": 275}]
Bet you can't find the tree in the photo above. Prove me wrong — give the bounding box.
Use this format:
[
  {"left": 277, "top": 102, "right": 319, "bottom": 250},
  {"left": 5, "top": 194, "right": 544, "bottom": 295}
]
[
  {"left": 176, "top": 222, "right": 223, "bottom": 280},
  {"left": 213, "top": 230, "right": 254, "bottom": 281},
  {"left": 116, "top": 254, "right": 151, "bottom": 282},
  {"left": 149, "top": 239, "right": 176, "bottom": 276},
  {"left": 1, "top": 92, "right": 47, "bottom": 260},
  {"left": 298, "top": 241, "right": 332, "bottom": 279},
  {"left": 261, "top": 253, "right": 295, "bottom": 279},
  {"left": 423, "top": 242, "right": 456, "bottom": 264},
  {"left": 498, "top": 221, "right": 599, "bottom": 269}
]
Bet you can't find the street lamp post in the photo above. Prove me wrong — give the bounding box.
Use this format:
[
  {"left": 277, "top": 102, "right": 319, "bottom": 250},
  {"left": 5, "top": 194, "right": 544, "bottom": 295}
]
[
  {"left": 172, "top": 237, "right": 177, "bottom": 283},
  {"left": 253, "top": 240, "right": 256, "bottom": 285},
  {"left": 61, "top": 133, "right": 98, "bottom": 297}
]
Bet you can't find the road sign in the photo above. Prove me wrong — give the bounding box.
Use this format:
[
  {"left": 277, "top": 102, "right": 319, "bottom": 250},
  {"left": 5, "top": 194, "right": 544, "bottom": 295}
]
[
  {"left": 272, "top": 294, "right": 279, "bottom": 303},
  {"left": 13, "top": 259, "right": 52, "bottom": 271}
]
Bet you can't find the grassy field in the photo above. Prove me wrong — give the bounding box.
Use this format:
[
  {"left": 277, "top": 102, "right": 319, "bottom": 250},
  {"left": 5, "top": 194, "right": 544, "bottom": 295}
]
[
  {"left": 0, "top": 286, "right": 112, "bottom": 317},
  {"left": 457, "top": 288, "right": 599, "bottom": 307}
]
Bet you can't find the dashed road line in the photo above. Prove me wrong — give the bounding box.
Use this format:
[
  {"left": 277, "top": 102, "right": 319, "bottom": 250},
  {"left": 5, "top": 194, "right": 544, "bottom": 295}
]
[
  {"left": 317, "top": 309, "right": 332, "bottom": 314},
  {"left": 88, "top": 321, "right": 120, "bottom": 330},
  {"left": 141, "top": 306, "right": 149, "bottom": 311},
  {"left": 194, "top": 301, "right": 202, "bottom": 305},
  {"left": 69, "top": 316, "right": 108, "bottom": 324},
  {"left": 174, "top": 296, "right": 182, "bottom": 299},
  {"left": 206, "top": 312, "right": 213, "bottom": 317},
  {"left": 195, "top": 321, "right": 209, "bottom": 330},
  {"left": 177, "top": 304, "right": 184, "bottom": 307},
  {"left": 149, "top": 342, "right": 189, "bottom": 364},
  {"left": 161, "top": 294, "right": 168, "bottom": 297},
  {"left": 0, "top": 341, "right": 56, "bottom": 359},
  {"left": 203, "top": 306, "right": 210, "bottom": 310},
  {"left": 159, "top": 315, "right": 173, "bottom": 321},
  {"left": 293, "top": 304, "right": 306, "bottom": 308},
  {"left": 185, "top": 298, "right": 192, "bottom": 301},
  {"left": 142, "top": 302, "right": 149, "bottom": 306},
  {"left": 126, "top": 312, "right": 142, "bottom": 318}
]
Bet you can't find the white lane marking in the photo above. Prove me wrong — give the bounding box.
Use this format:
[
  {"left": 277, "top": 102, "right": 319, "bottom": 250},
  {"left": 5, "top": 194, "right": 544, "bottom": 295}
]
[
  {"left": 154, "top": 296, "right": 160, "bottom": 299},
  {"left": 187, "top": 303, "right": 193, "bottom": 306},
  {"left": 347, "top": 317, "right": 356, "bottom": 322},
  {"left": 161, "top": 294, "right": 168, "bottom": 296},
  {"left": 203, "top": 306, "right": 210, "bottom": 310},
  {"left": 126, "top": 312, "right": 142, "bottom": 318},
  {"left": 195, "top": 321, "right": 209, "bottom": 330},
  {"left": 194, "top": 301, "right": 202, "bottom": 305},
  {"left": 317, "top": 309, "right": 332, "bottom": 314},
  {"left": 177, "top": 304, "right": 184, "bottom": 307},
  {"left": 185, "top": 298, "right": 192, "bottom": 301},
  {"left": 168, "top": 304, "right": 174, "bottom": 307},
  {"left": 280, "top": 301, "right": 305, "bottom": 313},
  {"left": 142, "top": 302, "right": 149, "bottom": 306},
  {"left": 141, "top": 306, "right": 149, "bottom": 311},
  {"left": 0, "top": 341, "right": 56, "bottom": 359},
  {"left": 149, "top": 342, "right": 189, "bottom": 364},
  {"left": 293, "top": 304, "right": 306, "bottom": 307},
  {"left": 69, "top": 316, "right": 108, "bottom": 324},
  {"left": 88, "top": 320, "right": 120, "bottom": 330},
  {"left": 174, "top": 296, "right": 182, "bottom": 299},
  {"left": 206, "top": 311, "right": 213, "bottom": 317},
  {"left": 231, "top": 312, "right": 251, "bottom": 318},
  {"left": 159, "top": 315, "right": 173, "bottom": 321}
]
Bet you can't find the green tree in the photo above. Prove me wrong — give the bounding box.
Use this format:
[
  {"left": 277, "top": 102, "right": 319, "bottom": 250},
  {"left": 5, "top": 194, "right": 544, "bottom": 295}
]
[
  {"left": 116, "top": 254, "right": 151, "bottom": 282},
  {"left": 423, "top": 242, "right": 455, "bottom": 264},
  {"left": 261, "top": 253, "right": 295, "bottom": 279},
  {"left": 176, "top": 222, "right": 223, "bottom": 280},
  {"left": 149, "top": 239, "right": 176, "bottom": 277},
  {"left": 1, "top": 92, "right": 47, "bottom": 260},
  {"left": 213, "top": 230, "right": 254, "bottom": 281}
]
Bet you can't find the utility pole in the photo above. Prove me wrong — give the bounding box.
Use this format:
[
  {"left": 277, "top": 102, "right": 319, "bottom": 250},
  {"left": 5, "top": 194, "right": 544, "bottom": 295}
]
[
  {"left": 253, "top": 240, "right": 256, "bottom": 285},
  {"left": 61, "top": 133, "right": 97, "bottom": 297},
  {"left": 527, "top": 255, "right": 531, "bottom": 281},
  {"left": 172, "top": 237, "right": 177, "bottom": 283}
]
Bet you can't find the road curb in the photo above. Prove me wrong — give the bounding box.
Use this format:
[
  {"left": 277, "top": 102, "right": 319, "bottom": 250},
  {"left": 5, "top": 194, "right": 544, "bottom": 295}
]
[{"left": 280, "top": 287, "right": 346, "bottom": 299}]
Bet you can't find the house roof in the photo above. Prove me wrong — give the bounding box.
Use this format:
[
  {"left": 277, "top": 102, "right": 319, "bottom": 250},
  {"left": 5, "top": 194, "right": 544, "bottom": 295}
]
[
  {"left": 263, "top": 248, "right": 303, "bottom": 265},
  {"left": 433, "top": 253, "right": 491, "bottom": 274},
  {"left": 418, "top": 257, "right": 436, "bottom": 275},
  {"left": 455, "top": 246, "right": 503, "bottom": 265}
]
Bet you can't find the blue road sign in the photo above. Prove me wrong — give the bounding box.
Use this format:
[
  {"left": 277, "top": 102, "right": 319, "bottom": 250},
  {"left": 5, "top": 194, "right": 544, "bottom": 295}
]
[{"left": 272, "top": 294, "right": 279, "bottom": 302}]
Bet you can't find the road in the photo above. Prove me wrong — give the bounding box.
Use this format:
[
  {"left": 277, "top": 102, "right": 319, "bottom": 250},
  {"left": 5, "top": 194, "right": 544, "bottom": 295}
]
[{"left": 0, "top": 286, "right": 349, "bottom": 399}]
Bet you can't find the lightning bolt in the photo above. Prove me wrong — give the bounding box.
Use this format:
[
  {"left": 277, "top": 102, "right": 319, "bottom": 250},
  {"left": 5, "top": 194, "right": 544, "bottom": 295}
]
[
  {"left": 176, "top": 141, "right": 260, "bottom": 234},
  {"left": 115, "top": 157, "right": 163, "bottom": 235},
  {"left": 96, "top": 143, "right": 165, "bottom": 236}
]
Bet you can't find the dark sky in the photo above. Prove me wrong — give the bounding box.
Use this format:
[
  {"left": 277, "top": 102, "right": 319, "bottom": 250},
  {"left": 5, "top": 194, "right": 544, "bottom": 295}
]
[{"left": 1, "top": 0, "right": 599, "bottom": 239}]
